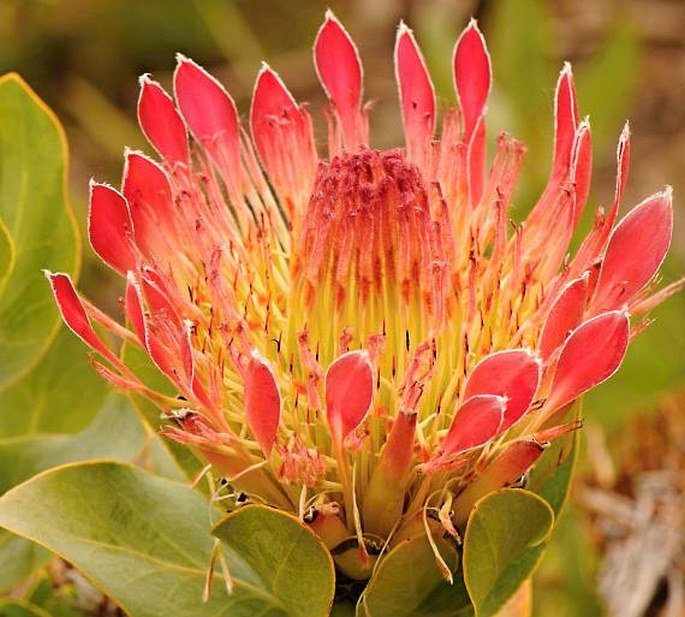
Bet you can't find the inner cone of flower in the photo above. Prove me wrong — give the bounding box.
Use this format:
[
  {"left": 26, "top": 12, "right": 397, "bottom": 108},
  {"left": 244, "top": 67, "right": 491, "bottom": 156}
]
[{"left": 48, "top": 12, "right": 681, "bottom": 578}]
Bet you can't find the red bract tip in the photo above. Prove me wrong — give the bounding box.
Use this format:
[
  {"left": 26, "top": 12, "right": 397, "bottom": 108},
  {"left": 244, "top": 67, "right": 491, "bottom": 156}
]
[
  {"left": 137, "top": 76, "right": 189, "bottom": 166},
  {"left": 613, "top": 122, "right": 631, "bottom": 216},
  {"left": 395, "top": 23, "right": 435, "bottom": 157},
  {"left": 45, "top": 272, "right": 125, "bottom": 371},
  {"left": 464, "top": 349, "right": 541, "bottom": 430},
  {"left": 552, "top": 63, "right": 579, "bottom": 178},
  {"left": 250, "top": 64, "right": 316, "bottom": 211},
  {"left": 87, "top": 182, "right": 136, "bottom": 275},
  {"left": 244, "top": 352, "right": 281, "bottom": 456},
  {"left": 126, "top": 271, "right": 195, "bottom": 393},
  {"left": 568, "top": 123, "right": 631, "bottom": 277},
  {"left": 173, "top": 55, "right": 240, "bottom": 173},
  {"left": 325, "top": 351, "right": 373, "bottom": 445},
  {"left": 122, "top": 150, "right": 175, "bottom": 258},
  {"left": 546, "top": 310, "right": 630, "bottom": 412},
  {"left": 442, "top": 394, "right": 506, "bottom": 457},
  {"left": 591, "top": 188, "right": 673, "bottom": 313},
  {"left": 314, "top": 11, "right": 364, "bottom": 149},
  {"left": 539, "top": 274, "right": 589, "bottom": 361},
  {"left": 570, "top": 119, "right": 592, "bottom": 226},
  {"left": 453, "top": 19, "right": 491, "bottom": 143},
  {"left": 250, "top": 65, "right": 300, "bottom": 147}
]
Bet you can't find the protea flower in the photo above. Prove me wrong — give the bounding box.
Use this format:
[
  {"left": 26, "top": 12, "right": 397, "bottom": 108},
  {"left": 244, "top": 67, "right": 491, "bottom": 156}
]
[{"left": 47, "top": 12, "right": 680, "bottom": 580}]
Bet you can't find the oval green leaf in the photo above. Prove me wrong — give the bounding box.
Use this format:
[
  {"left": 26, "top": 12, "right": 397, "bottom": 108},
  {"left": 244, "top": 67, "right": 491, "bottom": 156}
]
[
  {"left": 0, "top": 328, "right": 108, "bottom": 438},
  {"left": 358, "top": 535, "right": 471, "bottom": 617},
  {"left": 213, "top": 504, "right": 335, "bottom": 617},
  {"left": 0, "top": 395, "right": 184, "bottom": 593},
  {"left": 463, "top": 489, "right": 554, "bottom": 617},
  {"left": 0, "top": 74, "right": 79, "bottom": 388},
  {"left": 0, "top": 461, "right": 335, "bottom": 616}
]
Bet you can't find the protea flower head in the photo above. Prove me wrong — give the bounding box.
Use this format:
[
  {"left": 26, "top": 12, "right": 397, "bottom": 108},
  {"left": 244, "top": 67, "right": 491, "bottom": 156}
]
[{"left": 48, "top": 12, "right": 681, "bottom": 579}]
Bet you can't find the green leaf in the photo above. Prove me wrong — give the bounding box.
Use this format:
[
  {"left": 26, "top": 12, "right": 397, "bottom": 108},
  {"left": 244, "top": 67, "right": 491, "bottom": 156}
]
[
  {"left": 0, "top": 327, "right": 108, "bottom": 437},
  {"left": 122, "top": 340, "right": 206, "bottom": 481},
  {"left": 0, "top": 74, "right": 79, "bottom": 388},
  {"left": 0, "top": 396, "right": 185, "bottom": 593},
  {"left": 529, "top": 428, "right": 578, "bottom": 517},
  {"left": 463, "top": 489, "right": 554, "bottom": 617},
  {"left": 0, "top": 394, "right": 183, "bottom": 494},
  {"left": 0, "top": 217, "right": 14, "bottom": 284},
  {"left": 359, "top": 535, "right": 471, "bottom": 617},
  {"left": 0, "top": 461, "right": 335, "bottom": 617},
  {"left": 27, "top": 576, "right": 89, "bottom": 617},
  {"left": 213, "top": 504, "right": 336, "bottom": 617},
  {"left": 0, "top": 533, "right": 48, "bottom": 594},
  {"left": 0, "top": 600, "right": 52, "bottom": 617}
]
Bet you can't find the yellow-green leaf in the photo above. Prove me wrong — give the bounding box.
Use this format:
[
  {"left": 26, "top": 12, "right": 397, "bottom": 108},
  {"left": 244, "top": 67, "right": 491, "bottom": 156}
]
[
  {"left": 0, "top": 74, "right": 79, "bottom": 388},
  {"left": 0, "top": 462, "right": 332, "bottom": 617},
  {"left": 0, "top": 328, "right": 108, "bottom": 438},
  {"left": 0, "top": 599, "right": 52, "bottom": 617},
  {"left": 213, "top": 504, "right": 336, "bottom": 617},
  {"left": 359, "top": 535, "right": 471, "bottom": 617},
  {"left": 463, "top": 489, "right": 554, "bottom": 617},
  {"left": 0, "top": 396, "right": 185, "bottom": 593}
]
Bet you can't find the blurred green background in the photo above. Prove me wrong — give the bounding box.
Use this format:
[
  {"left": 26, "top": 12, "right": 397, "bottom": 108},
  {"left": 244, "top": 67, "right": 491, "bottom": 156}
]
[{"left": 1, "top": 0, "right": 684, "bottom": 614}]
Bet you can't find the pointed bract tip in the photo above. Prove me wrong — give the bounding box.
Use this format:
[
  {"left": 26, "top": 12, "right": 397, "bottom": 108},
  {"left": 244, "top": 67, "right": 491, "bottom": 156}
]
[
  {"left": 531, "top": 352, "right": 543, "bottom": 370},
  {"left": 138, "top": 73, "right": 154, "bottom": 87},
  {"left": 325, "top": 350, "right": 374, "bottom": 443},
  {"left": 88, "top": 179, "right": 116, "bottom": 192},
  {"left": 547, "top": 309, "right": 631, "bottom": 412},
  {"left": 516, "top": 346, "right": 543, "bottom": 368},
  {"left": 493, "top": 394, "right": 509, "bottom": 409},
  {"left": 457, "top": 17, "right": 487, "bottom": 47},
  {"left": 323, "top": 8, "right": 343, "bottom": 26},
  {"left": 318, "top": 8, "right": 349, "bottom": 43},
  {"left": 175, "top": 52, "right": 192, "bottom": 65},
  {"left": 315, "top": 9, "right": 359, "bottom": 54},
  {"left": 252, "top": 63, "right": 297, "bottom": 107},
  {"left": 397, "top": 20, "right": 409, "bottom": 32},
  {"left": 124, "top": 148, "right": 159, "bottom": 164}
]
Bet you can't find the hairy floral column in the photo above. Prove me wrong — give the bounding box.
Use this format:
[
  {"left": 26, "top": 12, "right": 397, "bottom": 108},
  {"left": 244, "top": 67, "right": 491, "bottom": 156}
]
[{"left": 48, "top": 12, "right": 681, "bottom": 578}]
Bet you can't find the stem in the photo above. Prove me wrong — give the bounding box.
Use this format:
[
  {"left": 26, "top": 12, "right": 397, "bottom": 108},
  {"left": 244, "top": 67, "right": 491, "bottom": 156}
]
[{"left": 334, "top": 440, "right": 356, "bottom": 532}]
